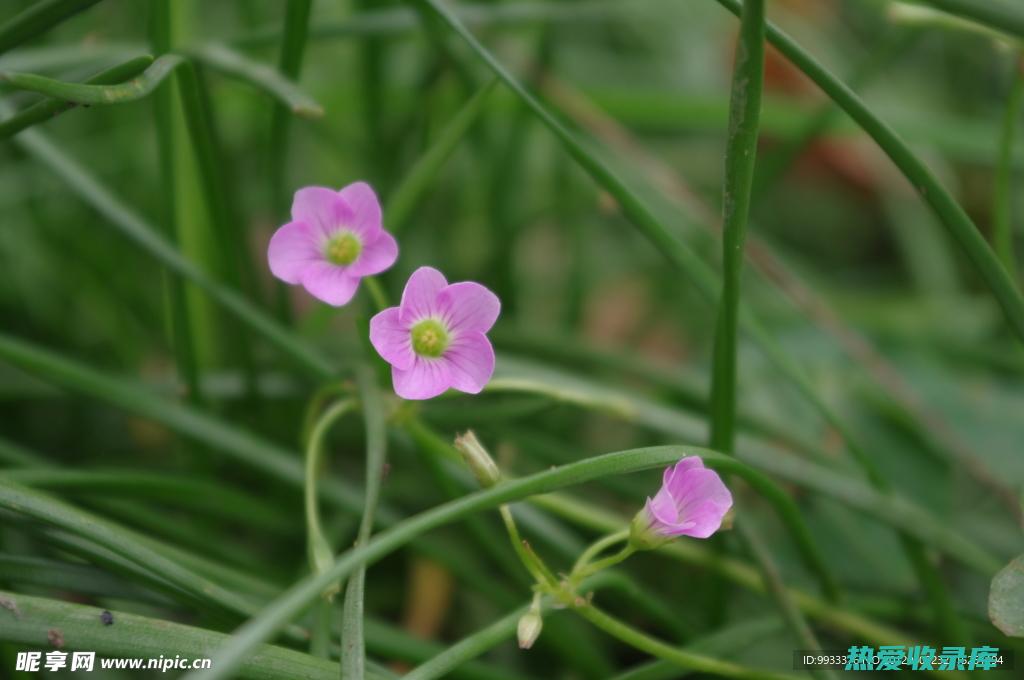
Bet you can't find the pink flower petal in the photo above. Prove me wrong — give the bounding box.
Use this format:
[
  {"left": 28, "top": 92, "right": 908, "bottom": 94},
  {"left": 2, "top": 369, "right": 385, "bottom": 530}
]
[
  {"left": 337, "top": 181, "right": 383, "bottom": 239},
  {"left": 673, "top": 468, "right": 732, "bottom": 518},
  {"left": 444, "top": 332, "right": 495, "bottom": 394},
  {"left": 667, "top": 456, "right": 706, "bottom": 494},
  {"left": 438, "top": 282, "right": 501, "bottom": 334},
  {"left": 673, "top": 499, "right": 729, "bottom": 538},
  {"left": 369, "top": 307, "right": 414, "bottom": 371},
  {"left": 267, "top": 221, "right": 321, "bottom": 284},
  {"left": 291, "top": 187, "right": 348, "bottom": 241},
  {"left": 647, "top": 488, "right": 679, "bottom": 526},
  {"left": 392, "top": 357, "right": 452, "bottom": 400},
  {"left": 348, "top": 230, "right": 398, "bottom": 277},
  {"left": 400, "top": 267, "right": 448, "bottom": 324},
  {"left": 299, "top": 261, "right": 361, "bottom": 306}
]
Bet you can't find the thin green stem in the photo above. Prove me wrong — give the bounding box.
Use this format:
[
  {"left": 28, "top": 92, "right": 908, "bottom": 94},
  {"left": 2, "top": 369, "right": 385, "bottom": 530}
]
[
  {"left": 499, "top": 504, "right": 556, "bottom": 585},
  {"left": 304, "top": 398, "right": 357, "bottom": 594},
  {"left": 341, "top": 367, "right": 390, "bottom": 679},
  {"left": 571, "top": 529, "right": 629, "bottom": 575},
  {"left": 0, "top": 55, "right": 153, "bottom": 139},
  {"left": 709, "top": 0, "right": 765, "bottom": 453},
  {"left": 995, "top": 53, "right": 1023, "bottom": 280}
]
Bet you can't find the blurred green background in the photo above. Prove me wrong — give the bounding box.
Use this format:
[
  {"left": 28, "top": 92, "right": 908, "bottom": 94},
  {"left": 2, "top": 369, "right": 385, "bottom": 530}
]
[{"left": 1, "top": 0, "right": 1023, "bottom": 678}]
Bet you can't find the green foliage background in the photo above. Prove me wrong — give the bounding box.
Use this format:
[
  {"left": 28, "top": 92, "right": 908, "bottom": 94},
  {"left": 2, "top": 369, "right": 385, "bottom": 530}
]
[{"left": 0, "top": 0, "right": 1023, "bottom": 678}]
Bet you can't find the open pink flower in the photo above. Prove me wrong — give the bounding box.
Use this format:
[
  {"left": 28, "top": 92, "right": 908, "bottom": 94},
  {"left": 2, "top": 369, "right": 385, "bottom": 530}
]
[
  {"left": 369, "top": 267, "right": 500, "bottom": 400},
  {"left": 634, "top": 457, "right": 732, "bottom": 542},
  {"left": 267, "top": 182, "right": 398, "bottom": 306}
]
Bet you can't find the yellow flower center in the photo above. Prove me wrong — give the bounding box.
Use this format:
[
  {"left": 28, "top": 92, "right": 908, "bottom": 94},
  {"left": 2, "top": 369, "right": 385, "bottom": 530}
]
[
  {"left": 411, "top": 319, "right": 450, "bottom": 358},
  {"left": 324, "top": 232, "right": 362, "bottom": 266}
]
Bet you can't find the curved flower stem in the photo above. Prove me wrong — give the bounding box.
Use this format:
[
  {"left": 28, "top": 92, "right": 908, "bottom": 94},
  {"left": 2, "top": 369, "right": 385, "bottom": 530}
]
[
  {"left": 304, "top": 397, "right": 357, "bottom": 595},
  {"left": 569, "top": 528, "right": 630, "bottom": 577},
  {"left": 573, "top": 545, "right": 636, "bottom": 584},
  {"left": 995, "top": 51, "right": 1024, "bottom": 280},
  {"left": 499, "top": 504, "right": 557, "bottom": 586},
  {"left": 570, "top": 603, "right": 795, "bottom": 680}
]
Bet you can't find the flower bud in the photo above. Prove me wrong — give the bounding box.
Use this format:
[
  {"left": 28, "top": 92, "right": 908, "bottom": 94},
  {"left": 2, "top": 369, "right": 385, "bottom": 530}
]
[
  {"left": 517, "top": 595, "right": 543, "bottom": 649},
  {"left": 454, "top": 431, "right": 501, "bottom": 488}
]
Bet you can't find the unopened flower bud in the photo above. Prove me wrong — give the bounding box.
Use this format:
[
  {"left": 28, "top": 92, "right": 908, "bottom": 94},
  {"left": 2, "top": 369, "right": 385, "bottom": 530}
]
[
  {"left": 454, "top": 430, "right": 501, "bottom": 488},
  {"left": 517, "top": 595, "right": 543, "bottom": 649}
]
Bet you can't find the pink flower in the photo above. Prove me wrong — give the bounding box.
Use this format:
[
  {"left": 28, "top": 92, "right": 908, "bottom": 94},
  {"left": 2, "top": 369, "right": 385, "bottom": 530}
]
[
  {"left": 267, "top": 182, "right": 398, "bottom": 306},
  {"left": 633, "top": 457, "right": 732, "bottom": 544},
  {"left": 369, "top": 267, "right": 500, "bottom": 400}
]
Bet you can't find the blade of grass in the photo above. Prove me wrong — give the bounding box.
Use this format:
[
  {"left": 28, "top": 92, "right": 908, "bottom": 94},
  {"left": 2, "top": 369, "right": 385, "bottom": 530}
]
[
  {"left": 0, "top": 55, "right": 153, "bottom": 139},
  {"left": 388, "top": 78, "right": 496, "bottom": 233},
  {"left": 995, "top": 52, "right": 1023, "bottom": 279},
  {"left": 268, "top": 0, "right": 313, "bottom": 322},
  {"left": 713, "top": 0, "right": 1024, "bottom": 343},
  {"left": 0, "top": 0, "right": 102, "bottom": 56},
  {"left": 907, "top": 0, "right": 1024, "bottom": 40},
  {"left": 183, "top": 445, "right": 720, "bottom": 680},
  {"left": 190, "top": 43, "right": 322, "bottom": 118},
  {"left": 708, "top": 0, "right": 765, "bottom": 453},
  {"left": 149, "top": 0, "right": 204, "bottom": 408},
  {"left": 0, "top": 53, "right": 183, "bottom": 103},
  {"left": 0, "top": 591, "right": 394, "bottom": 680},
  {"left": 341, "top": 368, "right": 389, "bottom": 679},
  {"left": 8, "top": 125, "right": 334, "bottom": 378}
]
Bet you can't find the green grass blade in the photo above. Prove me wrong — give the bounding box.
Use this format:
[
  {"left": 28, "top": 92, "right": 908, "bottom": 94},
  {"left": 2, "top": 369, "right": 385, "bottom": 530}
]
[
  {"left": 9, "top": 126, "right": 334, "bottom": 378},
  {"left": 189, "top": 44, "right": 323, "bottom": 118},
  {"left": 995, "top": 53, "right": 1023, "bottom": 279},
  {"left": 708, "top": 0, "right": 765, "bottom": 453},
  {"left": 184, "top": 445, "right": 711, "bottom": 680},
  {"left": 907, "top": 0, "right": 1024, "bottom": 40},
  {"left": 388, "top": 79, "right": 496, "bottom": 234},
  {"left": 0, "top": 591, "right": 388, "bottom": 680},
  {"left": 0, "top": 55, "right": 153, "bottom": 139},
  {"left": 0, "top": 0, "right": 102, "bottom": 56},
  {"left": 341, "top": 368, "right": 389, "bottom": 678},
  {"left": 0, "top": 53, "right": 183, "bottom": 104},
  {"left": 0, "top": 332, "right": 352, "bottom": 509},
  {"left": 714, "top": 0, "right": 1024, "bottom": 344}
]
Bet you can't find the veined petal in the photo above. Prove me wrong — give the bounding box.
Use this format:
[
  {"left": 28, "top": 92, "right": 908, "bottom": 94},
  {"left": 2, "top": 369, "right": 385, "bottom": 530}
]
[
  {"left": 267, "top": 221, "right": 320, "bottom": 284},
  {"left": 444, "top": 332, "right": 495, "bottom": 394},
  {"left": 647, "top": 488, "right": 679, "bottom": 526},
  {"left": 673, "top": 499, "right": 729, "bottom": 538},
  {"left": 337, "top": 181, "right": 383, "bottom": 239},
  {"left": 673, "top": 468, "right": 732, "bottom": 517},
  {"left": 299, "top": 262, "right": 361, "bottom": 306},
  {"left": 438, "top": 282, "right": 501, "bottom": 334},
  {"left": 348, "top": 230, "right": 398, "bottom": 277},
  {"left": 392, "top": 357, "right": 452, "bottom": 400},
  {"left": 291, "top": 186, "right": 347, "bottom": 241},
  {"left": 400, "top": 266, "right": 448, "bottom": 324},
  {"left": 667, "top": 456, "right": 706, "bottom": 495},
  {"left": 369, "top": 307, "right": 414, "bottom": 371}
]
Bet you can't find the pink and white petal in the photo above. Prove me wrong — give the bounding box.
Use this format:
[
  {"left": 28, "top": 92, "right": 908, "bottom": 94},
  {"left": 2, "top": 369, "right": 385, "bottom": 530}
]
[
  {"left": 674, "top": 469, "right": 733, "bottom": 518},
  {"left": 438, "top": 282, "right": 501, "bottom": 334},
  {"left": 399, "top": 266, "right": 448, "bottom": 324},
  {"left": 348, "top": 230, "right": 398, "bottom": 277},
  {"left": 299, "top": 262, "right": 361, "bottom": 306},
  {"left": 666, "top": 456, "right": 706, "bottom": 493},
  {"left": 369, "top": 306, "right": 415, "bottom": 371},
  {"left": 268, "top": 221, "right": 321, "bottom": 284},
  {"left": 647, "top": 487, "right": 680, "bottom": 528},
  {"left": 392, "top": 357, "right": 452, "bottom": 400},
  {"left": 676, "top": 499, "right": 729, "bottom": 538},
  {"left": 291, "top": 187, "right": 342, "bottom": 240},
  {"left": 337, "top": 181, "right": 383, "bottom": 239},
  {"left": 444, "top": 332, "right": 495, "bottom": 394}
]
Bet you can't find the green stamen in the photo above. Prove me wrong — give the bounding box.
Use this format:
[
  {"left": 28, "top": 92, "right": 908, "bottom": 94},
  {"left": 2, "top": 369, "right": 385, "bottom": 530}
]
[
  {"left": 411, "top": 319, "right": 450, "bottom": 358},
  {"left": 324, "top": 231, "right": 362, "bottom": 266}
]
